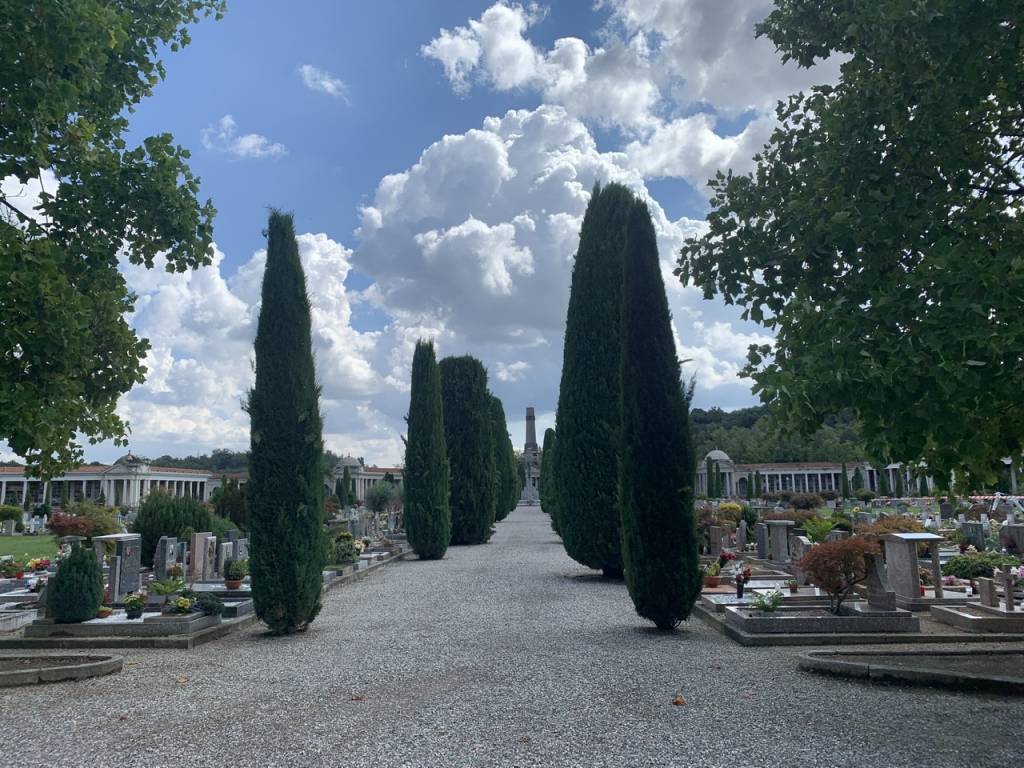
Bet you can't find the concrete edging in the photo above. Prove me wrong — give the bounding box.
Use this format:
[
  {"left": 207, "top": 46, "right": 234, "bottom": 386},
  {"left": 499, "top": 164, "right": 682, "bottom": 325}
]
[
  {"left": 0, "top": 654, "right": 124, "bottom": 687},
  {"left": 799, "top": 649, "right": 1024, "bottom": 695}
]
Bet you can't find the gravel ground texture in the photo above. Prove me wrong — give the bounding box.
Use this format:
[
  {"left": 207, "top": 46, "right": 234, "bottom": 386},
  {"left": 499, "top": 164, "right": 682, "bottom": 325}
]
[{"left": 1, "top": 505, "right": 1014, "bottom": 768}]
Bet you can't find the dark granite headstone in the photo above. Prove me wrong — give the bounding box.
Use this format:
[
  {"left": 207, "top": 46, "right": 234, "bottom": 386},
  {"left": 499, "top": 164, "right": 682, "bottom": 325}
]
[
  {"left": 755, "top": 523, "right": 768, "bottom": 559},
  {"left": 116, "top": 536, "right": 141, "bottom": 595}
]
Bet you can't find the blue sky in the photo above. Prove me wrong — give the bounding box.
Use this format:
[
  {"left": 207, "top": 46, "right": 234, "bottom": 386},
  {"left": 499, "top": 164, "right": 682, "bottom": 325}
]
[{"left": 4, "top": 1, "right": 843, "bottom": 466}]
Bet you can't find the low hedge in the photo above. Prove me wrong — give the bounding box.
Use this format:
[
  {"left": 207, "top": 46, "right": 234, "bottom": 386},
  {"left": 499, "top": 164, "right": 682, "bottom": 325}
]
[{"left": 942, "top": 552, "right": 1020, "bottom": 580}]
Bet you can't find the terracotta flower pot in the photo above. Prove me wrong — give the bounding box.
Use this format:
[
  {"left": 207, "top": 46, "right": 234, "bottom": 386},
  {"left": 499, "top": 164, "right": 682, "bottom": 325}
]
[
  {"left": 224, "top": 579, "right": 243, "bottom": 590},
  {"left": 703, "top": 576, "right": 720, "bottom": 588}
]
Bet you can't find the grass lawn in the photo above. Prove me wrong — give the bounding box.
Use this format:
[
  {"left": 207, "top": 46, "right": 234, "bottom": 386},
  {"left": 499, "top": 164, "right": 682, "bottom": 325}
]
[{"left": 0, "top": 535, "right": 58, "bottom": 560}]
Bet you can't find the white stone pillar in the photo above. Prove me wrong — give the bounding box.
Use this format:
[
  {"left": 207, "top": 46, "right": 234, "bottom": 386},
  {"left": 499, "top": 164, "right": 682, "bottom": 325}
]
[
  {"left": 1, "top": 480, "right": 6, "bottom": 505},
  {"left": 22, "top": 480, "right": 28, "bottom": 505}
]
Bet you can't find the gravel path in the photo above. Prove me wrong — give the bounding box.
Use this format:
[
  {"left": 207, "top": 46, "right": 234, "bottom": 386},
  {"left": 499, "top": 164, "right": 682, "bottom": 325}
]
[{"left": 1, "top": 505, "right": 1014, "bottom": 767}]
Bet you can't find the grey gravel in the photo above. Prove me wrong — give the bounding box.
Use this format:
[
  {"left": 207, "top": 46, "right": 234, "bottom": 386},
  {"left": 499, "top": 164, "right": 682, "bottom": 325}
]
[{"left": 0, "top": 505, "right": 1014, "bottom": 767}]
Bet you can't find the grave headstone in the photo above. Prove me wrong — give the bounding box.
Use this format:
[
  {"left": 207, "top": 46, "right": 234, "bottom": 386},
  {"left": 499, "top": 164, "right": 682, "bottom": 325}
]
[
  {"left": 790, "top": 536, "right": 812, "bottom": 585},
  {"left": 217, "top": 542, "right": 232, "bottom": 576},
  {"left": 189, "top": 532, "right": 212, "bottom": 583},
  {"left": 939, "top": 502, "right": 954, "bottom": 519},
  {"left": 864, "top": 552, "right": 896, "bottom": 611},
  {"left": 1002, "top": 524, "right": 1024, "bottom": 554},
  {"left": 0, "top": 520, "right": 14, "bottom": 535},
  {"left": 755, "top": 523, "right": 768, "bottom": 559},
  {"left": 980, "top": 513, "right": 990, "bottom": 526},
  {"left": 996, "top": 569, "right": 1016, "bottom": 611},
  {"left": 108, "top": 554, "right": 122, "bottom": 602},
  {"left": 976, "top": 577, "right": 997, "bottom": 608},
  {"left": 957, "top": 513, "right": 967, "bottom": 524},
  {"left": 115, "top": 536, "right": 141, "bottom": 595},
  {"left": 154, "top": 536, "right": 177, "bottom": 581},
  {"left": 204, "top": 536, "right": 218, "bottom": 580},
  {"left": 825, "top": 530, "right": 850, "bottom": 542},
  {"left": 235, "top": 538, "right": 249, "bottom": 560},
  {"left": 736, "top": 520, "right": 747, "bottom": 551},
  {"left": 882, "top": 532, "right": 944, "bottom": 600},
  {"left": 708, "top": 525, "right": 724, "bottom": 557},
  {"left": 961, "top": 521, "right": 986, "bottom": 550},
  {"left": 855, "top": 511, "right": 872, "bottom": 528},
  {"left": 766, "top": 520, "right": 794, "bottom": 563}
]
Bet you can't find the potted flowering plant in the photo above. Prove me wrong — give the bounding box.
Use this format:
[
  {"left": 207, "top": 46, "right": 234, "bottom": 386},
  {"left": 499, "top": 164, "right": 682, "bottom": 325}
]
[
  {"left": 703, "top": 562, "right": 721, "bottom": 588},
  {"left": 96, "top": 605, "right": 114, "bottom": 619},
  {"left": 718, "top": 551, "right": 737, "bottom": 569},
  {"left": 734, "top": 566, "right": 752, "bottom": 598},
  {"left": 123, "top": 592, "right": 146, "bottom": 620},
  {"left": 166, "top": 595, "right": 195, "bottom": 615},
  {"left": 787, "top": 579, "right": 800, "bottom": 594},
  {"left": 222, "top": 557, "right": 248, "bottom": 589}
]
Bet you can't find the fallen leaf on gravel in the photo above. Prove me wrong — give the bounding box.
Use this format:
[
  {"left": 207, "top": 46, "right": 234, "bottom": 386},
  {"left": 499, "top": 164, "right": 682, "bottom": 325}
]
[
  {"left": 672, "top": 696, "right": 687, "bottom": 706},
  {"left": 125, "top": 661, "right": 139, "bottom": 667},
  {"left": 518, "top": 736, "right": 530, "bottom": 744},
  {"left": 175, "top": 676, "right": 190, "bottom": 684},
  {"left": 350, "top": 694, "right": 367, "bottom": 701},
  {"left": 119, "top": 716, "right": 128, "bottom": 721}
]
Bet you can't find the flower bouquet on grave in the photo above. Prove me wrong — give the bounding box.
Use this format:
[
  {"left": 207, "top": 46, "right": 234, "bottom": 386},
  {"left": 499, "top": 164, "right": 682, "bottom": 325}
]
[
  {"left": 718, "top": 550, "right": 737, "bottom": 569},
  {"left": 734, "top": 566, "right": 752, "bottom": 598},
  {"left": 166, "top": 595, "right": 195, "bottom": 615}
]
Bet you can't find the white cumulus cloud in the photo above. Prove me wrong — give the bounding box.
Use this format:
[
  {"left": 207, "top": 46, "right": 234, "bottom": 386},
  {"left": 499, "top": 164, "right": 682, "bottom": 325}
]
[
  {"left": 200, "top": 115, "right": 287, "bottom": 159},
  {"left": 298, "top": 64, "right": 350, "bottom": 102}
]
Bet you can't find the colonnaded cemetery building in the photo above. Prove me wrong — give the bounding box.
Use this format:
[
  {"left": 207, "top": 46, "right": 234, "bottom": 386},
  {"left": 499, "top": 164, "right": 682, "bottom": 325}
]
[
  {"left": 696, "top": 450, "right": 938, "bottom": 497},
  {"left": 0, "top": 453, "right": 403, "bottom": 512}
]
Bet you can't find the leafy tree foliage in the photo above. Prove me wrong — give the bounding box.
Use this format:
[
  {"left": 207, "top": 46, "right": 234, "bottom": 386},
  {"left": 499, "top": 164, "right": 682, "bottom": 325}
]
[
  {"left": 403, "top": 341, "right": 451, "bottom": 559},
  {"left": 678, "top": 0, "right": 1024, "bottom": 483},
  {"left": 0, "top": 0, "right": 224, "bottom": 477},
  {"left": 246, "top": 212, "right": 326, "bottom": 635},
  {"left": 555, "top": 183, "right": 633, "bottom": 577},
  {"left": 439, "top": 355, "right": 495, "bottom": 545},
  {"left": 798, "top": 538, "right": 879, "bottom": 614},
  {"left": 133, "top": 493, "right": 229, "bottom": 567},
  {"left": 47, "top": 544, "right": 103, "bottom": 623},
  {"left": 619, "top": 198, "right": 701, "bottom": 629},
  {"left": 211, "top": 477, "right": 248, "bottom": 530},
  {"left": 364, "top": 482, "right": 401, "bottom": 515}
]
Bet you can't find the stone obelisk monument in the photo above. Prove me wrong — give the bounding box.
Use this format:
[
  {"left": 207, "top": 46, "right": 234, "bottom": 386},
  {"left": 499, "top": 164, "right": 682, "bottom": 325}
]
[{"left": 520, "top": 407, "right": 540, "bottom": 504}]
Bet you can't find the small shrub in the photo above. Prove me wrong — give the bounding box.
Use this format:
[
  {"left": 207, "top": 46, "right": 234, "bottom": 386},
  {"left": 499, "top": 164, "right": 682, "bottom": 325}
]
[
  {"left": 820, "top": 491, "right": 838, "bottom": 501},
  {"left": 750, "top": 590, "right": 783, "bottom": 612},
  {"left": 48, "top": 504, "right": 120, "bottom": 539},
  {"left": 47, "top": 544, "right": 103, "bottom": 623},
  {"left": 942, "top": 552, "right": 1020, "bottom": 579},
  {"left": 790, "top": 493, "right": 824, "bottom": 511},
  {"left": 193, "top": 592, "right": 224, "bottom": 616},
  {"left": 803, "top": 517, "right": 837, "bottom": 543},
  {"left": 0, "top": 504, "right": 22, "bottom": 523},
  {"left": 855, "top": 515, "right": 925, "bottom": 537},
  {"left": 331, "top": 531, "right": 358, "bottom": 565},
  {"left": 799, "top": 537, "right": 879, "bottom": 614},
  {"left": 223, "top": 558, "right": 248, "bottom": 580},
  {"left": 149, "top": 578, "right": 185, "bottom": 596},
  {"left": 855, "top": 489, "right": 877, "bottom": 502}
]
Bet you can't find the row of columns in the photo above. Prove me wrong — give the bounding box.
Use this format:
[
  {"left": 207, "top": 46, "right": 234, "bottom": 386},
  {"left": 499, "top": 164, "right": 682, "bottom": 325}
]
[{"left": 0, "top": 477, "right": 207, "bottom": 509}]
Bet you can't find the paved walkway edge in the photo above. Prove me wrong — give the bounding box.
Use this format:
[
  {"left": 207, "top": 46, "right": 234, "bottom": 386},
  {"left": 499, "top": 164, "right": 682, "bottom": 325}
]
[{"left": 799, "top": 649, "right": 1024, "bottom": 695}]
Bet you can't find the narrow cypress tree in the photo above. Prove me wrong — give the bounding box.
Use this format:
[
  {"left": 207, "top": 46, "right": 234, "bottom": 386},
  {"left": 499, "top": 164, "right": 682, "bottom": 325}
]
[
  {"left": 705, "top": 456, "right": 714, "bottom": 497},
  {"left": 540, "top": 427, "right": 561, "bottom": 533},
  {"left": 918, "top": 474, "right": 929, "bottom": 497},
  {"left": 840, "top": 462, "right": 850, "bottom": 498},
  {"left": 342, "top": 465, "right": 356, "bottom": 505},
  {"left": 851, "top": 466, "right": 864, "bottom": 492},
  {"left": 619, "top": 199, "right": 700, "bottom": 629},
  {"left": 895, "top": 464, "right": 906, "bottom": 497},
  {"left": 746, "top": 472, "right": 754, "bottom": 500},
  {"left": 555, "top": 182, "right": 634, "bottom": 577},
  {"left": 878, "top": 465, "right": 891, "bottom": 496},
  {"left": 333, "top": 477, "right": 344, "bottom": 502},
  {"left": 489, "top": 395, "right": 517, "bottom": 522},
  {"left": 440, "top": 356, "right": 495, "bottom": 544},
  {"left": 714, "top": 463, "right": 722, "bottom": 498},
  {"left": 247, "top": 211, "right": 327, "bottom": 635},
  {"left": 754, "top": 470, "right": 763, "bottom": 498},
  {"left": 404, "top": 340, "right": 451, "bottom": 559}
]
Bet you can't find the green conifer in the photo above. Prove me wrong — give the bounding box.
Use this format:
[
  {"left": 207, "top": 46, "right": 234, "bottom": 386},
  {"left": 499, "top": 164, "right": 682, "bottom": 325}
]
[
  {"left": 540, "top": 428, "right": 560, "bottom": 533},
  {"left": 48, "top": 543, "right": 103, "bottom": 623},
  {"left": 554, "top": 182, "right": 633, "bottom": 578},
  {"left": 619, "top": 199, "right": 700, "bottom": 629},
  {"left": 404, "top": 340, "right": 451, "bottom": 559},
  {"left": 440, "top": 356, "right": 496, "bottom": 544},
  {"left": 246, "top": 211, "right": 327, "bottom": 635}
]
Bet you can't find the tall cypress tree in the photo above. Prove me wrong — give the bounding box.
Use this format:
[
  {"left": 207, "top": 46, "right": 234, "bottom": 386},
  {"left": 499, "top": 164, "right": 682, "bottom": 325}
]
[
  {"left": 540, "top": 427, "right": 561, "bottom": 533},
  {"left": 555, "top": 182, "right": 633, "bottom": 578},
  {"left": 895, "top": 464, "right": 906, "bottom": 497},
  {"left": 246, "top": 211, "right": 326, "bottom": 635},
  {"left": 705, "top": 456, "right": 714, "bottom": 497},
  {"left": 878, "top": 465, "right": 891, "bottom": 496},
  {"left": 489, "top": 395, "right": 517, "bottom": 522},
  {"left": 754, "top": 470, "right": 763, "bottom": 498},
  {"left": 840, "top": 462, "right": 850, "bottom": 498},
  {"left": 440, "top": 356, "right": 495, "bottom": 544},
  {"left": 404, "top": 340, "right": 451, "bottom": 559},
  {"left": 619, "top": 198, "right": 700, "bottom": 629},
  {"left": 746, "top": 472, "right": 754, "bottom": 500},
  {"left": 918, "top": 474, "right": 929, "bottom": 497},
  {"left": 851, "top": 466, "right": 864, "bottom": 492}
]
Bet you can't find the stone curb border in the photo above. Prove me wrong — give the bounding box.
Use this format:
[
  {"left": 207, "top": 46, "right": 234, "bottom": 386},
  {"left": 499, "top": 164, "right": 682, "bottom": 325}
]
[
  {"left": 693, "top": 604, "right": 1024, "bottom": 646},
  {"left": 798, "top": 649, "right": 1024, "bottom": 695},
  {"left": 0, "top": 550, "right": 408, "bottom": 651},
  {"left": 0, "top": 654, "right": 123, "bottom": 687}
]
